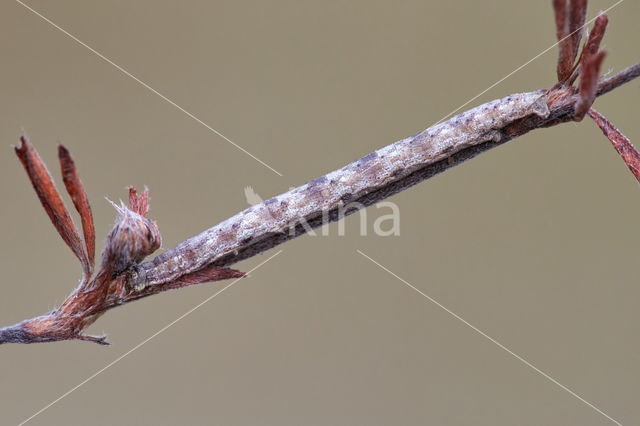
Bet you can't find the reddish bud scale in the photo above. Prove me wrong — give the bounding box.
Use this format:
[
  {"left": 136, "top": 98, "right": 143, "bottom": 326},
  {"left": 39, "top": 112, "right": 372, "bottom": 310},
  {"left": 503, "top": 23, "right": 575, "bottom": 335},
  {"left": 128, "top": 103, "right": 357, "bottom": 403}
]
[
  {"left": 14, "top": 136, "right": 91, "bottom": 273},
  {"left": 58, "top": 144, "right": 95, "bottom": 273},
  {"left": 588, "top": 108, "right": 640, "bottom": 184}
]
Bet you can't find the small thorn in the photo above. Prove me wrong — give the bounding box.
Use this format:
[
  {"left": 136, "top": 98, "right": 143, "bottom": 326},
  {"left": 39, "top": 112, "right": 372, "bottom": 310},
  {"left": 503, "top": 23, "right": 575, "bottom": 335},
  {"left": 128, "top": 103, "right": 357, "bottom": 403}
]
[{"left": 76, "top": 334, "right": 110, "bottom": 345}]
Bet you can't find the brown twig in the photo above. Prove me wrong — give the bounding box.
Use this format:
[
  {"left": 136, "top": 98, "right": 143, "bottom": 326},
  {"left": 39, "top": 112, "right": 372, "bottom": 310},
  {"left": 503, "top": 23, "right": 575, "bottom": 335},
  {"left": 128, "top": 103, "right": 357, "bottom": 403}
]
[
  {"left": 596, "top": 62, "right": 640, "bottom": 97},
  {"left": 1, "top": 139, "right": 243, "bottom": 345},
  {"left": 1, "top": 1, "right": 638, "bottom": 345},
  {"left": 131, "top": 64, "right": 637, "bottom": 284}
]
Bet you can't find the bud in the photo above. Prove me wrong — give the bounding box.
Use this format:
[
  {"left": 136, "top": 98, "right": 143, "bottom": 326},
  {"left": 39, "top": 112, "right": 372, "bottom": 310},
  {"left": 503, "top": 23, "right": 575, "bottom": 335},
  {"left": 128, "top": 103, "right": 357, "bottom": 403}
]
[{"left": 102, "top": 189, "right": 161, "bottom": 274}]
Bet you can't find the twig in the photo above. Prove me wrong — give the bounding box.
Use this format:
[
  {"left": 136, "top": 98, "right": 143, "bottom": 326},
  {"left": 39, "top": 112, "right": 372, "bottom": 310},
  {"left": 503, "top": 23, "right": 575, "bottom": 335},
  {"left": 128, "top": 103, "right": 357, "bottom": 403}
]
[
  {"left": 596, "top": 62, "right": 640, "bottom": 97},
  {"left": 1, "top": 1, "right": 638, "bottom": 345},
  {"left": 131, "top": 66, "right": 637, "bottom": 286}
]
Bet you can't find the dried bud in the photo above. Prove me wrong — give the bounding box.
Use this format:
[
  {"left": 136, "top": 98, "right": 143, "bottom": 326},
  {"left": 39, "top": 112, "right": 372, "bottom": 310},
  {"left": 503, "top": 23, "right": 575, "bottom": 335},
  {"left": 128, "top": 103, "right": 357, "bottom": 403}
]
[{"left": 102, "top": 197, "right": 161, "bottom": 274}]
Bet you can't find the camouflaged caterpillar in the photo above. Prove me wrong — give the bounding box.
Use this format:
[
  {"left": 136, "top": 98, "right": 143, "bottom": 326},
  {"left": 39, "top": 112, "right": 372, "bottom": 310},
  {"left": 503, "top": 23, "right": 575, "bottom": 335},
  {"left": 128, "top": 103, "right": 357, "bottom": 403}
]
[{"left": 131, "top": 90, "right": 550, "bottom": 290}]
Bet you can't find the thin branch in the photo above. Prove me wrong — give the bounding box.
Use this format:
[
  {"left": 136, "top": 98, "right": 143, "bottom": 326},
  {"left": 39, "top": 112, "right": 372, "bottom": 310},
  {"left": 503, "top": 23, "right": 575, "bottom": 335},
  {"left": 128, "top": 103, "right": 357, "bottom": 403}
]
[
  {"left": 130, "top": 63, "right": 639, "bottom": 287},
  {"left": 1, "top": 140, "right": 244, "bottom": 344},
  {"left": 596, "top": 62, "right": 640, "bottom": 97},
  {"left": 1, "top": 2, "right": 639, "bottom": 345}
]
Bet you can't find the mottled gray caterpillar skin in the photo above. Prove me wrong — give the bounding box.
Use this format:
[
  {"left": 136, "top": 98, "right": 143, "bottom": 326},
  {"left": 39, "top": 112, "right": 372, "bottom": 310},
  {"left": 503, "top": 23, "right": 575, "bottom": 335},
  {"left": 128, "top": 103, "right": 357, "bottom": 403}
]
[{"left": 131, "top": 90, "right": 549, "bottom": 289}]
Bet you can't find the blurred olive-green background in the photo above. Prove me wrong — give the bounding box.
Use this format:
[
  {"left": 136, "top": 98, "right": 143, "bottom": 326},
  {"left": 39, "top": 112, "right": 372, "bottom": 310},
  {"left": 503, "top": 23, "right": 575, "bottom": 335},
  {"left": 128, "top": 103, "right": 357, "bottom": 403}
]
[{"left": 1, "top": 1, "right": 638, "bottom": 425}]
